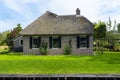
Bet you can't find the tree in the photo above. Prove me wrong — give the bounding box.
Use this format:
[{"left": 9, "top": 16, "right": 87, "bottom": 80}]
[
  {"left": 113, "top": 19, "right": 117, "bottom": 33},
  {"left": 117, "top": 23, "right": 120, "bottom": 33},
  {"left": 106, "top": 18, "right": 119, "bottom": 39},
  {"left": 107, "top": 17, "right": 112, "bottom": 31},
  {"left": 94, "top": 21, "right": 107, "bottom": 38},
  {"left": 0, "top": 30, "right": 10, "bottom": 46},
  {"left": 6, "top": 24, "right": 22, "bottom": 46}
]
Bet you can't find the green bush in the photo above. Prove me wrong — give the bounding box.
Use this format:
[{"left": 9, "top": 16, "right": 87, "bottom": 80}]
[
  {"left": 0, "top": 50, "right": 10, "bottom": 55},
  {"left": 93, "top": 47, "right": 109, "bottom": 51},
  {"left": 8, "top": 46, "right": 13, "bottom": 51},
  {"left": 103, "top": 48, "right": 110, "bottom": 51},
  {"left": 39, "top": 42, "right": 49, "bottom": 55},
  {"left": 63, "top": 45, "right": 71, "bottom": 55}
]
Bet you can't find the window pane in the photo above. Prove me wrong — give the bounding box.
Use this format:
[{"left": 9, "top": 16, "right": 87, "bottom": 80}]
[
  {"left": 80, "top": 36, "right": 87, "bottom": 47},
  {"left": 32, "top": 38, "right": 40, "bottom": 48},
  {"left": 21, "top": 40, "right": 23, "bottom": 45},
  {"left": 52, "top": 37, "right": 59, "bottom": 48}
]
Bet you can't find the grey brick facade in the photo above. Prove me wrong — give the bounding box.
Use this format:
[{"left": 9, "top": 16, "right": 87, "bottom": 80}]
[{"left": 23, "top": 35, "right": 93, "bottom": 55}]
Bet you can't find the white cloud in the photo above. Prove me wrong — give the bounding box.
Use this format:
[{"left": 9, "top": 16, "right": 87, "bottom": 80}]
[
  {"left": 1, "top": 0, "right": 120, "bottom": 32},
  {"left": 0, "top": 19, "right": 29, "bottom": 32},
  {"left": 40, "top": 0, "right": 101, "bottom": 22},
  {"left": 102, "top": 0, "right": 120, "bottom": 8},
  {"left": 3, "top": 0, "right": 33, "bottom": 20},
  {"left": 21, "top": 0, "right": 42, "bottom": 4},
  {"left": 0, "top": 20, "right": 13, "bottom": 31}
]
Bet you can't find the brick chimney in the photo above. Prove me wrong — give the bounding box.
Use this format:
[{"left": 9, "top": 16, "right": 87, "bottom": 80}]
[{"left": 76, "top": 8, "right": 80, "bottom": 17}]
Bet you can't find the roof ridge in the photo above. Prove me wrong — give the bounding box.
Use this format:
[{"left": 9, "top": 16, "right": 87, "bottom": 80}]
[
  {"left": 59, "top": 15, "right": 75, "bottom": 16},
  {"left": 45, "top": 11, "right": 58, "bottom": 16}
]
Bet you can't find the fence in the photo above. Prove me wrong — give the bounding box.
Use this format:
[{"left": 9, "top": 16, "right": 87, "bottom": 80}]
[{"left": 0, "top": 74, "right": 120, "bottom": 80}]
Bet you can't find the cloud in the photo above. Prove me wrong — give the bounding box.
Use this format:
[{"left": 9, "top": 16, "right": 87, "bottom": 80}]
[
  {"left": 97, "top": 0, "right": 120, "bottom": 22},
  {"left": 0, "top": 0, "right": 120, "bottom": 32},
  {"left": 34, "top": 0, "right": 101, "bottom": 22},
  {"left": 0, "top": 20, "right": 13, "bottom": 31},
  {"left": 0, "top": 19, "right": 29, "bottom": 32},
  {"left": 2, "top": 0, "right": 33, "bottom": 20}
]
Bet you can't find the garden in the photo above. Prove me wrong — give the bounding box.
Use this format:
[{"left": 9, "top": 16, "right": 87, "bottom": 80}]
[{"left": 0, "top": 48, "right": 120, "bottom": 74}]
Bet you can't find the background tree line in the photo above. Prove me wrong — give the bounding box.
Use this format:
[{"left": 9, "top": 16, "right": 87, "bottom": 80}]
[
  {"left": 94, "top": 18, "right": 120, "bottom": 39},
  {"left": 0, "top": 24, "right": 22, "bottom": 46},
  {"left": 94, "top": 17, "right": 120, "bottom": 52}
]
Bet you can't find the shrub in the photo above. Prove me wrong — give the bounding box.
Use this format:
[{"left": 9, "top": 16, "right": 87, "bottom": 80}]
[
  {"left": 63, "top": 45, "right": 71, "bottom": 55},
  {"left": 0, "top": 50, "right": 10, "bottom": 55},
  {"left": 93, "top": 47, "right": 109, "bottom": 51},
  {"left": 39, "top": 42, "right": 49, "bottom": 55},
  {"left": 8, "top": 46, "right": 13, "bottom": 51}
]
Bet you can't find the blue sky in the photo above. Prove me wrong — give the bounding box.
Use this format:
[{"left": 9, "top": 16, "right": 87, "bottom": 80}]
[{"left": 0, "top": 0, "right": 120, "bottom": 32}]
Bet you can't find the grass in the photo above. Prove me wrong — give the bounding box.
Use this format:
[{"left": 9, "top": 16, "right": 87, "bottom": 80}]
[{"left": 0, "top": 51, "right": 120, "bottom": 74}]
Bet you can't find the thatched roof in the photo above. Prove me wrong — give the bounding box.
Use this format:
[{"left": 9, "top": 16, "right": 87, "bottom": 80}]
[{"left": 21, "top": 11, "right": 94, "bottom": 35}]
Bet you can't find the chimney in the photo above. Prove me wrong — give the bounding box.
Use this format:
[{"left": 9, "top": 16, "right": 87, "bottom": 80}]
[{"left": 76, "top": 8, "right": 80, "bottom": 17}]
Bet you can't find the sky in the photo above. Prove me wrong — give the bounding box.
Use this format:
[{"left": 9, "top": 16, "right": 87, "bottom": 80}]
[{"left": 0, "top": 0, "right": 120, "bottom": 32}]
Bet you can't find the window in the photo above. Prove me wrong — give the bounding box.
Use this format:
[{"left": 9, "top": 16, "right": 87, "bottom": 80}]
[
  {"left": 32, "top": 37, "right": 40, "bottom": 48},
  {"left": 52, "top": 36, "right": 59, "bottom": 48},
  {"left": 49, "top": 36, "right": 61, "bottom": 48},
  {"left": 30, "top": 37, "right": 41, "bottom": 49},
  {"left": 19, "top": 39, "right": 23, "bottom": 46},
  {"left": 79, "top": 36, "right": 87, "bottom": 47},
  {"left": 77, "top": 35, "right": 89, "bottom": 48}
]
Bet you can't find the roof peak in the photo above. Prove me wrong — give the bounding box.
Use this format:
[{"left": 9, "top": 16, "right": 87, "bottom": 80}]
[
  {"left": 45, "top": 11, "right": 57, "bottom": 17},
  {"left": 46, "top": 11, "right": 57, "bottom": 15}
]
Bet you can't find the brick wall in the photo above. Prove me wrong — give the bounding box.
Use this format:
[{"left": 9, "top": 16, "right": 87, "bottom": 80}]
[
  {"left": 13, "top": 37, "right": 23, "bottom": 48},
  {"left": 23, "top": 35, "right": 93, "bottom": 55}
]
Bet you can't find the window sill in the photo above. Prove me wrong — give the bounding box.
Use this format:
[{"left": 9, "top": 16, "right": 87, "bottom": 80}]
[
  {"left": 79, "top": 47, "right": 87, "bottom": 49},
  {"left": 19, "top": 45, "right": 23, "bottom": 46},
  {"left": 51, "top": 48, "right": 60, "bottom": 49},
  {"left": 32, "top": 48, "right": 39, "bottom": 49}
]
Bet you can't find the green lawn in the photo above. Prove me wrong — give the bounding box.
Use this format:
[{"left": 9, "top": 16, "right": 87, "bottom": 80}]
[{"left": 0, "top": 52, "right": 120, "bottom": 74}]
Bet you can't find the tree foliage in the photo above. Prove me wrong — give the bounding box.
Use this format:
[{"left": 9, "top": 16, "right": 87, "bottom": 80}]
[
  {"left": 39, "top": 40, "right": 48, "bottom": 55},
  {"left": 117, "top": 23, "right": 120, "bottom": 33},
  {"left": 106, "top": 18, "right": 119, "bottom": 39},
  {"left": 6, "top": 24, "right": 22, "bottom": 46},
  {"left": 94, "top": 21, "right": 107, "bottom": 38},
  {"left": 107, "top": 17, "right": 112, "bottom": 31},
  {"left": 0, "top": 31, "right": 10, "bottom": 46}
]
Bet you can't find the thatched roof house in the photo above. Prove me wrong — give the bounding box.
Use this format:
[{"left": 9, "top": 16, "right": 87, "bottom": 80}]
[{"left": 14, "top": 8, "right": 94, "bottom": 55}]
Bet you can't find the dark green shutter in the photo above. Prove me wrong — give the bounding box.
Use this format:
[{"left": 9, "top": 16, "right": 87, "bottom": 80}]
[
  {"left": 77, "top": 36, "right": 80, "bottom": 48},
  {"left": 87, "top": 36, "right": 89, "bottom": 48},
  {"left": 49, "top": 37, "right": 52, "bottom": 48},
  {"left": 38, "top": 37, "right": 41, "bottom": 47},
  {"left": 29, "top": 37, "right": 32, "bottom": 49},
  {"left": 59, "top": 36, "right": 61, "bottom": 48}
]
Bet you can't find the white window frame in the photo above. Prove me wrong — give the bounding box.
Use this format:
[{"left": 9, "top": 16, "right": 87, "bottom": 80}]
[{"left": 19, "top": 39, "right": 23, "bottom": 46}]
